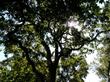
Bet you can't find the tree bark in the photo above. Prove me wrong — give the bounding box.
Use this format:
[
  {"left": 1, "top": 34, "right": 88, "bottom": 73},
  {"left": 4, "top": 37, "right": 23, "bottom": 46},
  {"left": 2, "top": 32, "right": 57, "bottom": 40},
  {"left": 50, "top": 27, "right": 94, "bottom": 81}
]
[
  {"left": 49, "top": 63, "right": 57, "bottom": 82},
  {"left": 108, "top": 61, "right": 110, "bottom": 82}
]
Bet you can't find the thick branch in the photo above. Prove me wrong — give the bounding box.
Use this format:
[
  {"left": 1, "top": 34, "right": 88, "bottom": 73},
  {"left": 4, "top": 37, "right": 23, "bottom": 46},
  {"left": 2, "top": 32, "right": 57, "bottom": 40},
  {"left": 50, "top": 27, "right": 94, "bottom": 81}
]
[
  {"left": 71, "top": 29, "right": 110, "bottom": 50},
  {"left": 108, "top": 61, "right": 110, "bottom": 82},
  {"left": 34, "top": 23, "right": 52, "bottom": 66},
  {"left": 55, "top": 42, "right": 58, "bottom": 62},
  {"left": 89, "top": 30, "right": 110, "bottom": 42},
  {"left": 58, "top": 29, "right": 110, "bottom": 58},
  {"left": 18, "top": 42, "right": 46, "bottom": 82},
  {"left": 41, "top": 40, "right": 52, "bottom": 65},
  {"left": 6, "top": 27, "right": 46, "bottom": 82},
  {"left": 71, "top": 43, "right": 85, "bottom": 50}
]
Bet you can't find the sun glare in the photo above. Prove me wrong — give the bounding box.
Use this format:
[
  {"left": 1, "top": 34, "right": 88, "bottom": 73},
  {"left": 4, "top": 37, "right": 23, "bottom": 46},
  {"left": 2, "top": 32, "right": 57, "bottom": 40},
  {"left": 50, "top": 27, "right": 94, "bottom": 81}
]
[{"left": 67, "top": 20, "right": 81, "bottom": 31}]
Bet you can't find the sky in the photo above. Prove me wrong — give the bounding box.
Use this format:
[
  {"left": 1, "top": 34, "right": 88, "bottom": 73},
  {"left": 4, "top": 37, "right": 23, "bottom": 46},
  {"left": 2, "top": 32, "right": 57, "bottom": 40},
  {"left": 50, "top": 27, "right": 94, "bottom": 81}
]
[
  {"left": 85, "top": 70, "right": 101, "bottom": 82},
  {"left": 0, "top": 45, "right": 12, "bottom": 61},
  {"left": 0, "top": 45, "right": 6, "bottom": 61},
  {"left": 85, "top": 51, "right": 101, "bottom": 82}
]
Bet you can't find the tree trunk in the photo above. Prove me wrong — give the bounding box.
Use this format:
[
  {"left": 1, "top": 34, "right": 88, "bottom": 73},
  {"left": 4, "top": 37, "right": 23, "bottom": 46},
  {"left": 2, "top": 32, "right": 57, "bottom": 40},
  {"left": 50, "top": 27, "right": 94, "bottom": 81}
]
[
  {"left": 108, "top": 61, "right": 110, "bottom": 82},
  {"left": 48, "top": 63, "right": 57, "bottom": 82},
  {"left": 108, "top": 77, "right": 110, "bottom": 82}
]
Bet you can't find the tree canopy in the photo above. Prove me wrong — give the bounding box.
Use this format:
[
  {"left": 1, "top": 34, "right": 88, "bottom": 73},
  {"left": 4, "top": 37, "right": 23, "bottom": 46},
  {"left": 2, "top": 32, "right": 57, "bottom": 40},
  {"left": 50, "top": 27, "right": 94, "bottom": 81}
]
[
  {"left": 0, "top": 0, "right": 110, "bottom": 82},
  {"left": 93, "top": 2, "right": 110, "bottom": 82}
]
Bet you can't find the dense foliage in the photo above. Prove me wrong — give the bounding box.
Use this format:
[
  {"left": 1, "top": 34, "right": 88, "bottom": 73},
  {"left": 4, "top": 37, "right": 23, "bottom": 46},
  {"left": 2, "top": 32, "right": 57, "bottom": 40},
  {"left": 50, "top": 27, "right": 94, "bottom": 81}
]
[
  {"left": 94, "top": 2, "right": 110, "bottom": 82},
  {"left": 0, "top": 0, "right": 109, "bottom": 82}
]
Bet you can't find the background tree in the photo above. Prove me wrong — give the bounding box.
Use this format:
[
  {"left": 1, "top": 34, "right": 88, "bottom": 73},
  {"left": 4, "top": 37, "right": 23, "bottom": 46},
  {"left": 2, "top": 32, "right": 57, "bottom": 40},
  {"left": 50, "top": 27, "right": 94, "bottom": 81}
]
[
  {"left": 0, "top": 0, "right": 109, "bottom": 82},
  {"left": 95, "top": 2, "right": 110, "bottom": 82},
  {"left": 96, "top": 38, "right": 110, "bottom": 82}
]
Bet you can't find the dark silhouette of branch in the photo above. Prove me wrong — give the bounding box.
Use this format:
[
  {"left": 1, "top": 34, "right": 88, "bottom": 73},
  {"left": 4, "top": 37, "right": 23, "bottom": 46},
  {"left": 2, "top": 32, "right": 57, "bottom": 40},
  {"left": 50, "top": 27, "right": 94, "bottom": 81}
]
[
  {"left": 41, "top": 40, "right": 52, "bottom": 65},
  {"left": 57, "top": 29, "right": 110, "bottom": 59},
  {"left": 89, "top": 30, "right": 110, "bottom": 42},
  {"left": 71, "top": 29, "right": 110, "bottom": 50},
  {"left": 18, "top": 41, "right": 46, "bottom": 82},
  {"left": 5, "top": 25, "right": 46, "bottom": 82},
  {"left": 108, "top": 61, "right": 110, "bottom": 82}
]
